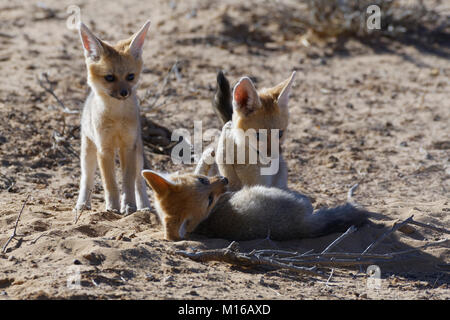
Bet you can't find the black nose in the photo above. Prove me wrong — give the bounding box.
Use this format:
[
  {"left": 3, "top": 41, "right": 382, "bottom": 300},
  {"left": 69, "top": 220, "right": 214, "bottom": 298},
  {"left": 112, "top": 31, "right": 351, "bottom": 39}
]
[
  {"left": 220, "top": 176, "right": 228, "bottom": 185},
  {"left": 120, "top": 89, "right": 129, "bottom": 97}
]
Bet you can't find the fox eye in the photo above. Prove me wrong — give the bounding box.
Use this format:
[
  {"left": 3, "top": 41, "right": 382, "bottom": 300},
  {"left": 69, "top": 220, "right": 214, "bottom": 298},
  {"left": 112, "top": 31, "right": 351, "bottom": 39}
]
[
  {"left": 126, "top": 73, "right": 135, "bottom": 81},
  {"left": 104, "top": 75, "right": 115, "bottom": 82},
  {"left": 198, "top": 177, "right": 209, "bottom": 185},
  {"left": 208, "top": 193, "right": 214, "bottom": 207}
]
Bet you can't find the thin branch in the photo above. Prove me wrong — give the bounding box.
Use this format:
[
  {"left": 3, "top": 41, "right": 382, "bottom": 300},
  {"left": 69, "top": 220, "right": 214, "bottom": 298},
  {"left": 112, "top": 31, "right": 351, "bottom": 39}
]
[
  {"left": 2, "top": 194, "right": 30, "bottom": 253},
  {"left": 176, "top": 241, "right": 327, "bottom": 278},
  {"left": 178, "top": 215, "right": 449, "bottom": 279},
  {"left": 321, "top": 225, "right": 356, "bottom": 254},
  {"left": 388, "top": 239, "right": 449, "bottom": 256},
  {"left": 37, "top": 72, "right": 79, "bottom": 114},
  {"left": 74, "top": 190, "right": 92, "bottom": 224},
  {"left": 141, "top": 61, "right": 180, "bottom": 112},
  {"left": 361, "top": 215, "right": 414, "bottom": 255},
  {"left": 326, "top": 268, "right": 335, "bottom": 286},
  {"left": 408, "top": 220, "right": 450, "bottom": 235},
  {"left": 30, "top": 232, "right": 49, "bottom": 245}
]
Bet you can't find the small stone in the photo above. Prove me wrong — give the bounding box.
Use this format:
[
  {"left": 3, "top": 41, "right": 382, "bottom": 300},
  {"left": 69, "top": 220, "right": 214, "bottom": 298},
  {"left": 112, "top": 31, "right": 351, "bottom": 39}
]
[
  {"left": 430, "top": 68, "right": 439, "bottom": 76},
  {"left": 398, "top": 224, "right": 416, "bottom": 235},
  {"left": 189, "top": 290, "right": 199, "bottom": 296}
]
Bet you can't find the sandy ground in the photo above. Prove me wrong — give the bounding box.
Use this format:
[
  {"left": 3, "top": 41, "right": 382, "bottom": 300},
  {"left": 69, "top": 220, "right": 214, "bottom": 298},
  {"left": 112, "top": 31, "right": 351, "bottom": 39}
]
[{"left": 0, "top": 0, "right": 449, "bottom": 300}]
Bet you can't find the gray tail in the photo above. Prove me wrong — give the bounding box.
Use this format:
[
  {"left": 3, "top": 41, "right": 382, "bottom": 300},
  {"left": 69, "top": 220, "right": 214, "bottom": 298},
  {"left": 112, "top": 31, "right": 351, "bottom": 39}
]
[
  {"left": 212, "top": 71, "right": 233, "bottom": 125},
  {"left": 305, "top": 203, "right": 368, "bottom": 238}
]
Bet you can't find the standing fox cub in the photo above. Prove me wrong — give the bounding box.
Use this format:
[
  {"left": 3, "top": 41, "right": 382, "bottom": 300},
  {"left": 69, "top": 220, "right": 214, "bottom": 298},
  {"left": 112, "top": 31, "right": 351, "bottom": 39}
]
[
  {"left": 195, "top": 71, "right": 296, "bottom": 191},
  {"left": 75, "top": 21, "right": 151, "bottom": 214},
  {"left": 142, "top": 170, "right": 368, "bottom": 241}
]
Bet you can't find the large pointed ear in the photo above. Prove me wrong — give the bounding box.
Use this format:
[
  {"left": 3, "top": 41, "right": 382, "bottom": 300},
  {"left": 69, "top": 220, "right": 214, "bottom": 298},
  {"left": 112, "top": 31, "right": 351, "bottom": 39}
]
[
  {"left": 129, "top": 20, "right": 151, "bottom": 58},
  {"left": 232, "top": 77, "right": 261, "bottom": 116},
  {"left": 277, "top": 71, "right": 296, "bottom": 109},
  {"left": 142, "top": 170, "right": 174, "bottom": 195},
  {"left": 78, "top": 22, "right": 103, "bottom": 61}
]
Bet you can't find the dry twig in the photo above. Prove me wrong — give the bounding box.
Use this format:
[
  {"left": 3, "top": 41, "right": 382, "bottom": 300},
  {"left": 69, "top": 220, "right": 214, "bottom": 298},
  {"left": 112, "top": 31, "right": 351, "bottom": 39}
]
[
  {"left": 2, "top": 194, "right": 30, "bottom": 253},
  {"left": 321, "top": 225, "right": 356, "bottom": 254},
  {"left": 74, "top": 189, "right": 92, "bottom": 224},
  {"left": 37, "top": 72, "right": 79, "bottom": 114},
  {"left": 361, "top": 215, "right": 414, "bottom": 255},
  {"left": 178, "top": 215, "right": 449, "bottom": 278},
  {"left": 141, "top": 61, "right": 180, "bottom": 112},
  {"left": 176, "top": 241, "right": 327, "bottom": 278}
]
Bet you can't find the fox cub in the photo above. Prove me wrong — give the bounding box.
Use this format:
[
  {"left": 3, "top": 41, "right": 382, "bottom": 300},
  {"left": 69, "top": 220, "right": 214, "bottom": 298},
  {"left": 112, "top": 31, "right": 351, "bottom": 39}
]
[
  {"left": 75, "top": 21, "right": 151, "bottom": 214},
  {"left": 195, "top": 71, "right": 296, "bottom": 191},
  {"left": 142, "top": 170, "right": 367, "bottom": 241}
]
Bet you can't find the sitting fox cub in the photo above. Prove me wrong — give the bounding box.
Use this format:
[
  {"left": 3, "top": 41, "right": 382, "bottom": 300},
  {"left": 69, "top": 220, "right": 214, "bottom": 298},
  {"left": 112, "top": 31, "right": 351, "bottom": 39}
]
[
  {"left": 75, "top": 21, "right": 152, "bottom": 214},
  {"left": 142, "top": 170, "right": 368, "bottom": 241},
  {"left": 195, "top": 71, "right": 296, "bottom": 191}
]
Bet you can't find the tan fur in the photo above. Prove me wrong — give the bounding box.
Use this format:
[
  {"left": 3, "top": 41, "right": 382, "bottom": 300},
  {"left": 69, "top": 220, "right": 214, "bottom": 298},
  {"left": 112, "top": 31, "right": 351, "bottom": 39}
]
[
  {"left": 142, "top": 171, "right": 228, "bottom": 240},
  {"left": 75, "top": 21, "right": 151, "bottom": 214},
  {"left": 196, "top": 72, "right": 295, "bottom": 191}
]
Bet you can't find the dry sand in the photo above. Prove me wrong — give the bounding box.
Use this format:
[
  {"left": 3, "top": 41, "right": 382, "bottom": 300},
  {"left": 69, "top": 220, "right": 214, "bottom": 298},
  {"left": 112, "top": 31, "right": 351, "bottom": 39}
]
[{"left": 0, "top": 0, "right": 449, "bottom": 299}]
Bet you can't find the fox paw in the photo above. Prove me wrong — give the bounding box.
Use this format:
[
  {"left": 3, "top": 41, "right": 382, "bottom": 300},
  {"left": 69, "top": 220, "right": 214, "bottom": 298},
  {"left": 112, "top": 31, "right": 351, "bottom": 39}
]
[
  {"left": 74, "top": 202, "right": 91, "bottom": 212},
  {"left": 121, "top": 203, "right": 137, "bottom": 216},
  {"left": 137, "top": 206, "right": 151, "bottom": 212}
]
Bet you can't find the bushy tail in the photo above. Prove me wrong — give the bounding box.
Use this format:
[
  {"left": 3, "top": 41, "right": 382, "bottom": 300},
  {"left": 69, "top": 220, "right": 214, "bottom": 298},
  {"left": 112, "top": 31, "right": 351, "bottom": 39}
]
[
  {"left": 304, "top": 203, "right": 368, "bottom": 238},
  {"left": 212, "top": 71, "right": 233, "bottom": 125}
]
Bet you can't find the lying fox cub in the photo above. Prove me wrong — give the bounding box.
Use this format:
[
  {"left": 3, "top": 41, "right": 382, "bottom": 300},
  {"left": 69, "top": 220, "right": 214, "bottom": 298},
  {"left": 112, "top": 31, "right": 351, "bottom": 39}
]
[{"left": 142, "top": 170, "right": 368, "bottom": 241}]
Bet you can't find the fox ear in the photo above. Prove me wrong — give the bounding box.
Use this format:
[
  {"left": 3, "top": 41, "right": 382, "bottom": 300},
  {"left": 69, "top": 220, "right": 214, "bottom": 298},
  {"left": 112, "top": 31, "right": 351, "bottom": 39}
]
[
  {"left": 142, "top": 170, "right": 174, "bottom": 195},
  {"left": 129, "top": 20, "right": 151, "bottom": 58},
  {"left": 276, "top": 71, "right": 296, "bottom": 109},
  {"left": 78, "top": 22, "right": 103, "bottom": 61},
  {"left": 232, "top": 77, "right": 261, "bottom": 116}
]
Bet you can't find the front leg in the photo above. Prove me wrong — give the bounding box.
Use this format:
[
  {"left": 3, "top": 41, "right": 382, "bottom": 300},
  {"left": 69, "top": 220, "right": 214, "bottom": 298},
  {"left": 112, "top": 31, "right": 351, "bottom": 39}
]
[
  {"left": 75, "top": 135, "right": 97, "bottom": 211},
  {"left": 271, "top": 156, "right": 288, "bottom": 189},
  {"left": 135, "top": 137, "right": 151, "bottom": 211},
  {"left": 119, "top": 144, "right": 137, "bottom": 215},
  {"left": 97, "top": 148, "right": 120, "bottom": 212},
  {"left": 195, "top": 146, "right": 218, "bottom": 176}
]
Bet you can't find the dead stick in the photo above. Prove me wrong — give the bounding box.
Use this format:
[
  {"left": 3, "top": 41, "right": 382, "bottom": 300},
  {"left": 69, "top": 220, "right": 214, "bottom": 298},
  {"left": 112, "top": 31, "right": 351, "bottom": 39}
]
[
  {"left": 388, "top": 239, "right": 449, "bottom": 256},
  {"left": 326, "top": 268, "right": 335, "bottom": 286},
  {"left": 2, "top": 194, "right": 30, "bottom": 253},
  {"left": 321, "top": 225, "right": 356, "bottom": 254},
  {"left": 361, "top": 215, "right": 414, "bottom": 255},
  {"left": 176, "top": 243, "right": 326, "bottom": 278},
  {"left": 37, "top": 73, "right": 78, "bottom": 114},
  {"left": 74, "top": 189, "right": 92, "bottom": 224},
  {"left": 408, "top": 220, "right": 450, "bottom": 235},
  {"left": 280, "top": 252, "right": 393, "bottom": 261}
]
